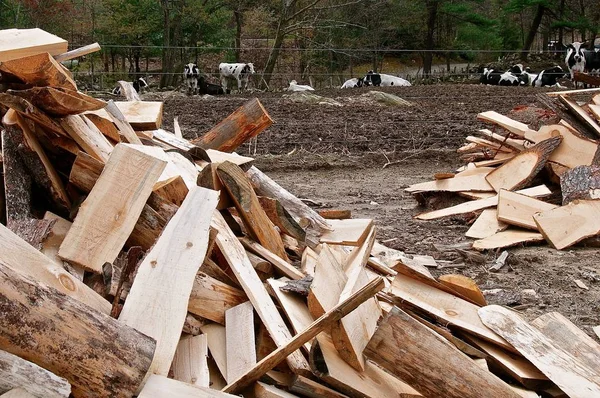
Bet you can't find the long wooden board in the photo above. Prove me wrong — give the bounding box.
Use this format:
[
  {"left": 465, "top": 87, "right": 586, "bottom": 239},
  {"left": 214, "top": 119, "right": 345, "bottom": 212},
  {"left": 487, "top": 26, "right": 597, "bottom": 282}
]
[
  {"left": 172, "top": 335, "right": 210, "bottom": 387},
  {"left": 240, "top": 238, "right": 304, "bottom": 280},
  {"left": 477, "top": 111, "right": 537, "bottom": 138},
  {"left": 0, "top": 28, "right": 68, "bottom": 61},
  {"left": 559, "top": 95, "right": 600, "bottom": 137},
  {"left": 479, "top": 305, "right": 600, "bottom": 398},
  {"left": 406, "top": 174, "right": 493, "bottom": 193},
  {"left": 319, "top": 218, "right": 374, "bottom": 247},
  {"left": 308, "top": 244, "right": 347, "bottom": 318},
  {"left": 525, "top": 124, "right": 597, "bottom": 168},
  {"left": 59, "top": 144, "right": 166, "bottom": 272},
  {"left": 225, "top": 302, "right": 256, "bottom": 383},
  {"left": 533, "top": 200, "right": 600, "bottom": 250},
  {"left": 473, "top": 229, "right": 545, "bottom": 251},
  {"left": 497, "top": 189, "right": 558, "bottom": 230},
  {"left": 477, "top": 129, "right": 526, "bottom": 151},
  {"left": 465, "top": 208, "right": 508, "bottom": 239},
  {"left": 87, "top": 101, "right": 163, "bottom": 130},
  {"left": 138, "top": 375, "right": 236, "bottom": 398},
  {"left": 119, "top": 187, "right": 219, "bottom": 375}
]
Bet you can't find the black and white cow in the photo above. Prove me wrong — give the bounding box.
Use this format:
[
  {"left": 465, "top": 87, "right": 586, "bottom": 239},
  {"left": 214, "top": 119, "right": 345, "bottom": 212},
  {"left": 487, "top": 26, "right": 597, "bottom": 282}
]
[
  {"left": 498, "top": 71, "right": 521, "bottom": 86},
  {"left": 183, "top": 63, "right": 200, "bottom": 94},
  {"left": 218, "top": 62, "right": 255, "bottom": 92},
  {"left": 111, "top": 77, "right": 148, "bottom": 96},
  {"left": 198, "top": 75, "right": 226, "bottom": 95},
  {"left": 531, "top": 66, "right": 565, "bottom": 87},
  {"left": 565, "top": 42, "right": 587, "bottom": 80},
  {"left": 341, "top": 77, "right": 364, "bottom": 88},
  {"left": 363, "top": 71, "right": 411, "bottom": 87},
  {"left": 479, "top": 68, "right": 502, "bottom": 85}
]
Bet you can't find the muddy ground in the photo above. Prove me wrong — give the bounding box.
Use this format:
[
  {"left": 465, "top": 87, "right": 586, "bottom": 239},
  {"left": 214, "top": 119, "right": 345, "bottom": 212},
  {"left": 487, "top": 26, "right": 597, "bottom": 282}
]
[{"left": 158, "top": 84, "right": 600, "bottom": 335}]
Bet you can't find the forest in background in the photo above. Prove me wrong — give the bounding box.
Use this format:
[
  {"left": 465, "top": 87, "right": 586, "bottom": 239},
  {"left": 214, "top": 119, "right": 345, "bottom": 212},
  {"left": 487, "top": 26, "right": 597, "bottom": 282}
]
[{"left": 1, "top": 0, "right": 599, "bottom": 88}]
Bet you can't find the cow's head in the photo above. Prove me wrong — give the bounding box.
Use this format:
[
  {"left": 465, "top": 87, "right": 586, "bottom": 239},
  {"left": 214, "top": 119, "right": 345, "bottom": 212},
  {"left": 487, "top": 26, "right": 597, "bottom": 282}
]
[
  {"left": 244, "top": 63, "right": 256, "bottom": 74},
  {"left": 137, "top": 77, "right": 148, "bottom": 88},
  {"left": 363, "top": 70, "right": 377, "bottom": 86},
  {"left": 184, "top": 63, "right": 199, "bottom": 77},
  {"left": 567, "top": 42, "right": 586, "bottom": 63},
  {"left": 508, "top": 64, "right": 524, "bottom": 74},
  {"left": 548, "top": 65, "right": 566, "bottom": 78},
  {"left": 356, "top": 77, "right": 364, "bottom": 87}
]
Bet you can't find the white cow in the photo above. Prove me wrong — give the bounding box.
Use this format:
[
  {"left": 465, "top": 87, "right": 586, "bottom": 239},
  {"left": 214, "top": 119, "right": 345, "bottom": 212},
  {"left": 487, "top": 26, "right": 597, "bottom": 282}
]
[
  {"left": 183, "top": 63, "right": 200, "bottom": 94},
  {"left": 218, "top": 62, "right": 255, "bottom": 92},
  {"left": 287, "top": 80, "right": 314, "bottom": 91},
  {"left": 363, "top": 71, "right": 411, "bottom": 87},
  {"left": 341, "top": 77, "right": 364, "bottom": 88}
]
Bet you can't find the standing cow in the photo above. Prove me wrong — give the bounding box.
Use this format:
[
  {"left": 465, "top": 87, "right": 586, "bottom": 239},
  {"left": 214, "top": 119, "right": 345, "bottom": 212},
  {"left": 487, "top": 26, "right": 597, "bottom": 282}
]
[
  {"left": 183, "top": 63, "right": 200, "bottom": 94},
  {"left": 219, "top": 62, "right": 255, "bottom": 92},
  {"left": 565, "top": 42, "right": 600, "bottom": 86}
]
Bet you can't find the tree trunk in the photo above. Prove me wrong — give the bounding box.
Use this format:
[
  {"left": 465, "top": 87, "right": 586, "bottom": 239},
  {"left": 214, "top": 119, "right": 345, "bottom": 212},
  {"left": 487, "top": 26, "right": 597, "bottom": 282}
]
[
  {"left": 558, "top": 0, "right": 565, "bottom": 47},
  {"left": 521, "top": 5, "right": 545, "bottom": 60},
  {"left": 262, "top": 23, "right": 286, "bottom": 88},
  {"left": 423, "top": 0, "right": 438, "bottom": 77},
  {"left": 160, "top": 0, "right": 171, "bottom": 88},
  {"left": 234, "top": 9, "right": 243, "bottom": 62}
]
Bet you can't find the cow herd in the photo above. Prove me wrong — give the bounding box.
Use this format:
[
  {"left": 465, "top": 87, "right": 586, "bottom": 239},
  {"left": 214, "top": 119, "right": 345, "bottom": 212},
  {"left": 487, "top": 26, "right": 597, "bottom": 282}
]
[{"left": 479, "top": 64, "right": 566, "bottom": 87}]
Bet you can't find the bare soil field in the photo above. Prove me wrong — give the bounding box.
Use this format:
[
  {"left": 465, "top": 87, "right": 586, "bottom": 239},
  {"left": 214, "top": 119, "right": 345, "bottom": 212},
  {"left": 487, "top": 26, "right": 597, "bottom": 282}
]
[{"left": 157, "top": 84, "right": 600, "bottom": 335}]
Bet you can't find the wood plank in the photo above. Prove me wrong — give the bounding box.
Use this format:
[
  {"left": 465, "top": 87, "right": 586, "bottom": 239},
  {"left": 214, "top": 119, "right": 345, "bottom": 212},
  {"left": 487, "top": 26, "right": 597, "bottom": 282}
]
[
  {"left": 477, "top": 129, "right": 526, "bottom": 151},
  {"left": 221, "top": 276, "right": 385, "bottom": 394},
  {"left": 473, "top": 229, "right": 545, "bottom": 251},
  {"left": 406, "top": 174, "right": 493, "bottom": 193},
  {"left": 0, "top": 223, "right": 110, "bottom": 312},
  {"left": 58, "top": 144, "right": 166, "bottom": 272},
  {"left": 465, "top": 208, "right": 508, "bottom": 239},
  {"left": 240, "top": 238, "right": 303, "bottom": 279},
  {"left": 533, "top": 200, "right": 600, "bottom": 250},
  {"left": 525, "top": 124, "right": 597, "bottom": 168},
  {"left": 217, "top": 161, "right": 289, "bottom": 261},
  {"left": 88, "top": 101, "right": 163, "bottom": 131},
  {"left": 119, "top": 187, "right": 219, "bottom": 375},
  {"left": 311, "top": 334, "right": 421, "bottom": 398},
  {"left": 559, "top": 95, "right": 600, "bottom": 137},
  {"left": 200, "top": 324, "right": 228, "bottom": 382},
  {"left": 225, "top": 301, "right": 256, "bottom": 382},
  {"left": 85, "top": 113, "right": 120, "bottom": 142},
  {"left": 319, "top": 218, "right": 374, "bottom": 247},
  {"left": 477, "top": 111, "right": 536, "bottom": 138},
  {"left": 103, "top": 100, "right": 143, "bottom": 144},
  {"left": 206, "top": 149, "right": 254, "bottom": 167},
  {"left": 485, "top": 137, "right": 562, "bottom": 192},
  {"left": 480, "top": 305, "right": 600, "bottom": 398},
  {"left": 0, "top": 263, "right": 156, "bottom": 398},
  {"left": 138, "top": 375, "right": 236, "bottom": 398},
  {"left": 497, "top": 189, "right": 558, "bottom": 230},
  {"left": 211, "top": 211, "right": 310, "bottom": 374},
  {"left": 546, "top": 87, "right": 600, "bottom": 96},
  {"left": 0, "top": 51, "right": 75, "bottom": 90},
  {"left": 0, "top": 350, "right": 70, "bottom": 398},
  {"left": 289, "top": 375, "right": 349, "bottom": 398},
  {"left": 54, "top": 42, "right": 101, "bottom": 62},
  {"left": 0, "top": 28, "right": 67, "bottom": 61},
  {"left": 416, "top": 185, "right": 552, "bottom": 220},
  {"left": 172, "top": 335, "right": 210, "bottom": 387},
  {"left": 308, "top": 244, "right": 347, "bottom": 318},
  {"left": 0, "top": 388, "right": 35, "bottom": 398},
  {"left": 365, "top": 307, "right": 521, "bottom": 398},
  {"left": 438, "top": 274, "right": 487, "bottom": 306},
  {"left": 188, "top": 272, "right": 248, "bottom": 325},
  {"left": 60, "top": 115, "right": 113, "bottom": 163},
  {"left": 254, "top": 382, "right": 299, "bottom": 398},
  {"left": 389, "top": 274, "right": 513, "bottom": 351},
  {"left": 465, "top": 136, "right": 515, "bottom": 152}
]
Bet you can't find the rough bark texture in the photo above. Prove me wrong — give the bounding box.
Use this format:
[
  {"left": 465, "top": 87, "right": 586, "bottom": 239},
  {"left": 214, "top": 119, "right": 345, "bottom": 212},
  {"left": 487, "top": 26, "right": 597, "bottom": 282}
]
[
  {"left": 560, "top": 165, "right": 600, "bottom": 205},
  {"left": 0, "top": 263, "right": 156, "bottom": 398}
]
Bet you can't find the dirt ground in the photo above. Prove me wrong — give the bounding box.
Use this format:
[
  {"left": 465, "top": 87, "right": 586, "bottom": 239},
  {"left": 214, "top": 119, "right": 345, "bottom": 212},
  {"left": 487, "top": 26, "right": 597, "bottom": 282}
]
[{"left": 158, "top": 84, "right": 600, "bottom": 335}]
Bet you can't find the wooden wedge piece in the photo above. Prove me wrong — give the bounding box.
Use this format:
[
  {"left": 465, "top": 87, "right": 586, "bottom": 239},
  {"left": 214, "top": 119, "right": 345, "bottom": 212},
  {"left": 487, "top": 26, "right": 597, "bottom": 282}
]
[
  {"left": 466, "top": 136, "right": 515, "bottom": 152},
  {"left": 217, "top": 161, "right": 289, "bottom": 260},
  {"left": 211, "top": 211, "right": 310, "bottom": 375},
  {"left": 534, "top": 199, "right": 600, "bottom": 250},
  {"left": 225, "top": 302, "right": 256, "bottom": 382},
  {"left": 416, "top": 185, "right": 552, "bottom": 220},
  {"left": 0, "top": 350, "right": 71, "bottom": 398},
  {"left": 0, "top": 28, "right": 67, "bottom": 61},
  {"left": 254, "top": 382, "right": 298, "bottom": 398},
  {"left": 0, "top": 51, "right": 75, "bottom": 90},
  {"left": 319, "top": 219, "right": 373, "bottom": 247},
  {"left": 473, "top": 229, "right": 545, "bottom": 251},
  {"left": 289, "top": 375, "right": 349, "bottom": 398},
  {"left": 525, "top": 124, "right": 597, "bottom": 168},
  {"left": 200, "top": 324, "right": 228, "bottom": 382},
  {"left": 479, "top": 305, "right": 600, "bottom": 398},
  {"left": 561, "top": 165, "right": 600, "bottom": 205},
  {"left": 119, "top": 187, "right": 218, "bottom": 375},
  {"left": 221, "top": 276, "right": 385, "bottom": 394},
  {"left": 559, "top": 95, "right": 600, "bottom": 137},
  {"left": 485, "top": 137, "right": 562, "bottom": 192},
  {"left": 60, "top": 115, "right": 113, "bottom": 163},
  {"left": 138, "top": 374, "right": 236, "bottom": 398},
  {"left": 438, "top": 275, "right": 487, "bottom": 306},
  {"left": 497, "top": 189, "right": 558, "bottom": 230},
  {"left": 188, "top": 272, "right": 248, "bottom": 324},
  {"left": 172, "top": 335, "right": 210, "bottom": 388},
  {"left": 59, "top": 144, "right": 166, "bottom": 272},
  {"left": 465, "top": 208, "right": 508, "bottom": 239},
  {"left": 406, "top": 173, "right": 493, "bottom": 193},
  {"left": 0, "top": 263, "right": 156, "bottom": 398},
  {"left": 477, "top": 111, "right": 536, "bottom": 138}
]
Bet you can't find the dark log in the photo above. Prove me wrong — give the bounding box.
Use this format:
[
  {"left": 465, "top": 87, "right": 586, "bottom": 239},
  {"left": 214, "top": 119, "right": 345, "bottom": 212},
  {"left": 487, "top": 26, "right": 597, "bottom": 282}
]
[{"left": 560, "top": 165, "right": 600, "bottom": 204}]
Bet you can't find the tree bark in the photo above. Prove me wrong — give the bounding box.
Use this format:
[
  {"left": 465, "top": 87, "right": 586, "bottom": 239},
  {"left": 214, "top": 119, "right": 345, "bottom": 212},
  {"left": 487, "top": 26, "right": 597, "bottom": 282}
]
[
  {"left": 521, "top": 5, "right": 545, "bottom": 61},
  {"left": 234, "top": 9, "right": 243, "bottom": 62},
  {"left": 423, "top": 0, "right": 438, "bottom": 77}
]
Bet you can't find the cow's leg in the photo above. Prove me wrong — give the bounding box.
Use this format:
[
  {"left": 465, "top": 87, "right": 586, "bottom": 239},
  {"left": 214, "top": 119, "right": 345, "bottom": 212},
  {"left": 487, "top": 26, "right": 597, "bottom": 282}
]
[
  {"left": 236, "top": 77, "right": 242, "bottom": 92},
  {"left": 221, "top": 76, "right": 228, "bottom": 93}
]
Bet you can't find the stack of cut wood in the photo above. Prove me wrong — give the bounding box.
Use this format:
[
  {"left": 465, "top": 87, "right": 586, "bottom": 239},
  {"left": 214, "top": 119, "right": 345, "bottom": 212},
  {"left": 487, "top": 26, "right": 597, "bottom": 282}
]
[{"left": 408, "top": 88, "right": 600, "bottom": 251}]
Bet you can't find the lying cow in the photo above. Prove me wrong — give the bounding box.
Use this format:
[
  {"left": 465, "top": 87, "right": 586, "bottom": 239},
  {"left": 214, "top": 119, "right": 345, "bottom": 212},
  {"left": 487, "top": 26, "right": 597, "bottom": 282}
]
[
  {"left": 198, "top": 75, "right": 226, "bottom": 95},
  {"left": 111, "top": 77, "right": 148, "bottom": 96},
  {"left": 219, "top": 62, "right": 255, "bottom": 92},
  {"left": 531, "top": 66, "right": 565, "bottom": 87},
  {"left": 498, "top": 71, "right": 521, "bottom": 86},
  {"left": 287, "top": 80, "right": 314, "bottom": 92},
  {"left": 341, "top": 77, "right": 364, "bottom": 88},
  {"left": 184, "top": 63, "right": 200, "bottom": 94},
  {"left": 565, "top": 42, "right": 600, "bottom": 86},
  {"left": 479, "top": 68, "right": 502, "bottom": 85},
  {"left": 363, "top": 71, "right": 411, "bottom": 87}
]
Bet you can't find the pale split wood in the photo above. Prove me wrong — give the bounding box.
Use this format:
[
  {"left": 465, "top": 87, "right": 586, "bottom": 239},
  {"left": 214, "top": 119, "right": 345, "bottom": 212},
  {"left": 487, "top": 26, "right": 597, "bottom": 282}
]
[
  {"left": 477, "top": 129, "right": 526, "bottom": 151},
  {"left": 9, "top": 87, "right": 105, "bottom": 117},
  {"left": 0, "top": 350, "right": 71, "bottom": 398},
  {"left": 104, "top": 100, "right": 143, "bottom": 144},
  {"left": 477, "top": 111, "right": 536, "bottom": 137},
  {"left": 254, "top": 382, "right": 299, "bottom": 398},
  {"left": 533, "top": 200, "right": 600, "bottom": 250},
  {"left": 138, "top": 374, "right": 236, "bottom": 398},
  {"left": 225, "top": 301, "right": 257, "bottom": 383},
  {"left": 58, "top": 144, "right": 166, "bottom": 273},
  {"left": 85, "top": 113, "right": 120, "bottom": 142},
  {"left": 319, "top": 218, "right": 374, "bottom": 247},
  {"left": 594, "top": 94, "right": 600, "bottom": 106},
  {"left": 497, "top": 189, "right": 558, "bottom": 230},
  {"left": 289, "top": 375, "right": 350, "bottom": 398},
  {"left": 0, "top": 51, "right": 75, "bottom": 90},
  {"left": 465, "top": 208, "right": 508, "bottom": 239},
  {"left": 54, "top": 42, "right": 101, "bottom": 62},
  {"left": 473, "top": 229, "right": 545, "bottom": 251},
  {"left": 0, "top": 388, "right": 36, "bottom": 398},
  {"left": 115, "top": 81, "right": 141, "bottom": 101},
  {"left": 92, "top": 101, "right": 163, "bottom": 131},
  {"left": 211, "top": 211, "right": 310, "bottom": 374},
  {"left": 119, "top": 187, "right": 219, "bottom": 375},
  {"left": 172, "top": 335, "right": 210, "bottom": 388},
  {"left": 308, "top": 244, "right": 347, "bottom": 318},
  {"left": 559, "top": 95, "right": 600, "bottom": 137},
  {"left": 0, "top": 28, "right": 67, "bottom": 61},
  {"left": 485, "top": 136, "right": 562, "bottom": 192},
  {"left": 41, "top": 212, "right": 85, "bottom": 280},
  {"left": 59, "top": 114, "right": 113, "bottom": 163},
  {"left": 174, "top": 116, "right": 183, "bottom": 138},
  {"left": 438, "top": 274, "right": 487, "bottom": 306},
  {"left": 240, "top": 237, "right": 304, "bottom": 279},
  {"left": 200, "top": 324, "right": 228, "bottom": 382},
  {"left": 526, "top": 124, "right": 597, "bottom": 168},
  {"left": 188, "top": 272, "right": 248, "bottom": 325},
  {"left": 546, "top": 87, "right": 600, "bottom": 96},
  {"left": 479, "top": 305, "right": 600, "bottom": 398},
  {"left": 301, "top": 247, "right": 318, "bottom": 276},
  {"left": 465, "top": 136, "right": 515, "bottom": 152},
  {"left": 406, "top": 173, "right": 493, "bottom": 193},
  {"left": 365, "top": 307, "right": 521, "bottom": 398}
]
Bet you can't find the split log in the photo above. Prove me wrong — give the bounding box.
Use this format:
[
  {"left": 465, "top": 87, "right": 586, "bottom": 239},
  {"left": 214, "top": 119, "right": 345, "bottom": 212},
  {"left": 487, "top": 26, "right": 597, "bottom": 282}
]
[
  {"left": 85, "top": 113, "right": 120, "bottom": 142},
  {"left": 477, "top": 129, "right": 526, "bottom": 151},
  {"left": 0, "top": 52, "right": 76, "bottom": 90},
  {"left": 438, "top": 274, "right": 487, "bottom": 306},
  {"left": 525, "top": 124, "right": 597, "bottom": 168},
  {"left": 485, "top": 137, "right": 562, "bottom": 192},
  {"left": 318, "top": 209, "right": 351, "bottom": 220},
  {"left": 68, "top": 151, "right": 102, "bottom": 192},
  {"left": 0, "top": 93, "right": 65, "bottom": 136},
  {"left": 200, "top": 323, "right": 228, "bottom": 381},
  {"left": 558, "top": 95, "right": 600, "bottom": 137},
  {"left": 465, "top": 208, "right": 508, "bottom": 239},
  {"left": 480, "top": 305, "right": 600, "bottom": 398},
  {"left": 257, "top": 196, "right": 306, "bottom": 241},
  {"left": 308, "top": 244, "right": 347, "bottom": 318},
  {"left": 217, "top": 161, "right": 289, "bottom": 260},
  {"left": 0, "top": 350, "right": 71, "bottom": 398},
  {"left": 473, "top": 230, "right": 545, "bottom": 251},
  {"left": 240, "top": 238, "right": 303, "bottom": 280},
  {"left": 41, "top": 212, "right": 84, "bottom": 278},
  {"left": 9, "top": 87, "right": 105, "bottom": 117},
  {"left": 289, "top": 375, "right": 349, "bottom": 398},
  {"left": 1, "top": 126, "right": 33, "bottom": 224},
  {"left": 465, "top": 136, "right": 515, "bottom": 152},
  {"left": 0, "top": 28, "right": 68, "bottom": 61},
  {"left": 172, "top": 335, "right": 210, "bottom": 388},
  {"left": 191, "top": 98, "right": 272, "bottom": 152},
  {"left": 60, "top": 115, "right": 113, "bottom": 163},
  {"left": 477, "top": 111, "right": 537, "bottom": 138},
  {"left": 0, "top": 263, "right": 156, "bottom": 398},
  {"left": 560, "top": 165, "right": 600, "bottom": 204},
  {"left": 104, "top": 100, "right": 143, "bottom": 144},
  {"left": 364, "top": 307, "right": 521, "bottom": 398},
  {"left": 533, "top": 199, "right": 600, "bottom": 250},
  {"left": 188, "top": 272, "right": 248, "bottom": 324},
  {"left": 153, "top": 175, "right": 189, "bottom": 206},
  {"left": 138, "top": 374, "right": 236, "bottom": 398},
  {"left": 497, "top": 189, "right": 558, "bottom": 230},
  {"left": 54, "top": 42, "right": 101, "bottom": 62},
  {"left": 254, "top": 382, "right": 298, "bottom": 398},
  {"left": 119, "top": 187, "right": 219, "bottom": 375},
  {"left": 225, "top": 301, "right": 256, "bottom": 382},
  {"left": 59, "top": 144, "right": 166, "bottom": 272}
]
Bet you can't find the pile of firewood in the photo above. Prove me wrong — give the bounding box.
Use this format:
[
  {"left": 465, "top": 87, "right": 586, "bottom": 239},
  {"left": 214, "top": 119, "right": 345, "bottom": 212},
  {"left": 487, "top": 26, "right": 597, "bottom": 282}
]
[
  {"left": 408, "top": 88, "right": 600, "bottom": 252},
  {"left": 2, "top": 29, "right": 600, "bottom": 398}
]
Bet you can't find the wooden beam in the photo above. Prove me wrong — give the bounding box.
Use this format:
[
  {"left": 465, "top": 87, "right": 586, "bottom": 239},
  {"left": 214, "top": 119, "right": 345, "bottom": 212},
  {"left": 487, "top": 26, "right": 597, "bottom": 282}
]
[
  {"left": 0, "top": 263, "right": 156, "bottom": 398},
  {"left": 138, "top": 375, "right": 236, "bottom": 398},
  {"left": 54, "top": 42, "right": 101, "bottom": 62},
  {"left": 172, "top": 335, "right": 210, "bottom": 388},
  {"left": 0, "top": 28, "right": 67, "bottom": 61},
  {"left": 365, "top": 307, "right": 521, "bottom": 398},
  {"left": 119, "top": 187, "right": 219, "bottom": 375},
  {"left": 240, "top": 238, "right": 303, "bottom": 280},
  {"left": 225, "top": 301, "right": 256, "bottom": 383},
  {"left": 480, "top": 305, "right": 600, "bottom": 398},
  {"left": 191, "top": 98, "right": 273, "bottom": 152},
  {"left": 188, "top": 272, "right": 247, "bottom": 325},
  {"left": 534, "top": 200, "right": 600, "bottom": 250},
  {"left": 59, "top": 144, "right": 166, "bottom": 272},
  {"left": 0, "top": 350, "right": 70, "bottom": 398},
  {"left": 221, "top": 276, "right": 385, "bottom": 394},
  {"left": 497, "top": 189, "right": 558, "bottom": 230}
]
